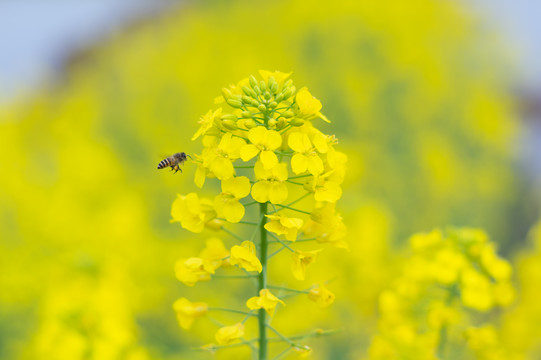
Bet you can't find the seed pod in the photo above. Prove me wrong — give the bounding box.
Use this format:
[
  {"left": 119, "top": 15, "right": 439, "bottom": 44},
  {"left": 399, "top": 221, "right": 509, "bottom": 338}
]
[
  {"left": 222, "top": 119, "right": 237, "bottom": 130},
  {"left": 249, "top": 75, "right": 258, "bottom": 88},
  {"left": 226, "top": 99, "right": 243, "bottom": 108},
  {"left": 244, "top": 119, "right": 257, "bottom": 129}
]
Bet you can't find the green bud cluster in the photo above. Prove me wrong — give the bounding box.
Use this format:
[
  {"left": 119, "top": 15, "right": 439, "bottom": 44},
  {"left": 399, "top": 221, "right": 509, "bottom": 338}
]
[{"left": 221, "top": 74, "right": 299, "bottom": 131}]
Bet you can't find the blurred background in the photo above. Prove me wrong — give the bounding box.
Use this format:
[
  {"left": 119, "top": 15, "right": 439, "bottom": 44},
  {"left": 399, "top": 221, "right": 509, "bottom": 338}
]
[{"left": 1, "top": 0, "right": 541, "bottom": 359}]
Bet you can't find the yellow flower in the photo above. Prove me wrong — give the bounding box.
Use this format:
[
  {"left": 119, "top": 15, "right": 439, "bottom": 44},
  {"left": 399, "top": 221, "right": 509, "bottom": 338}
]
[
  {"left": 460, "top": 268, "right": 493, "bottom": 311},
  {"left": 305, "top": 171, "right": 342, "bottom": 203},
  {"left": 295, "top": 87, "right": 329, "bottom": 122},
  {"left": 292, "top": 249, "right": 322, "bottom": 280},
  {"left": 171, "top": 193, "right": 216, "bottom": 233},
  {"left": 229, "top": 240, "right": 262, "bottom": 273},
  {"left": 288, "top": 132, "right": 324, "bottom": 175},
  {"left": 410, "top": 229, "right": 443, "bottom": 251},
  {"left": 175, "top": 257, "right": 214, "bottom": 286},
  {"left": 304, "top": 203, "right": 348, "bottom": 249},
  {"left": 215, "top": 323, "right": 245, "bottom": 345},
  {"left": 246, "top": 289, "right": 285, "bottom": 316},
  {"left": 240, "top": 126, "right": 282, "bottom": 169},
  {"left": 251, "top": 160, "right": 288, "bottom": 204},
  {"left": 173, "top": 298, "right": 208, "bottom": 329},
  {"left": 264, "top": 214, "right": 303, "bottom": 241},
  {"left": 480, "top": 244, "right": 512, "bottom": 281},
  {"left": 214, "top": 176, "right": 251, "bottom": 223},
  {"left": 308, "top": 284, "right": 335, "bottom": 308},
  {"left": 207, "top": 133, "right": 246, "bottom": 180},
  {"left": 192, "top": 108, "right": 222, "bottom": 140},
  {"left": 199, "top": 238, "right": 230, "bottom": 269}
]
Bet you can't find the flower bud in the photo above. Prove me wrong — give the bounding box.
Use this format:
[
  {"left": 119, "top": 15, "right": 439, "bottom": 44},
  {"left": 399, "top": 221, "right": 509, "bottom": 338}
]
[
  {"left": 264, "top": 92, "right": 271, "bottom": 100},
  {"left": 249, "top": 75, "right": 258, "bottom": 88},
  {"left": 258, "top": 104, "right": 266, "bottom": 112},
  {"left": 282, "top": 110, "right": 294, "bottom": 118},
  {"left": 268, "top": 118, "right": 277, "bottom": 127},
  {"left": 242, "top": 86, "right": 256, "bottom": 98},
  {"left": 241, "top": 111, "right": 252, "bottom": 118},
  {"left": 253, "top": 85, "right": 261, "bottom": 95},
  {"left": 259, "top": 80, "right": 267, "bottom": 92},
  {"left": 226, "top": 99, "right": 243, "bottom": 108},
  {"left": 221, "top": 114, "right": 237, "bottom": 121},
  {"left": 222, "top": 119, "right": 237, "bottom": 130},
  {"left": 282, "top": 88, "right": 293, "bottom": 99},
  {"left": 276, "top": 118, "right": 287, "bottom": 130},
  {"left": 284, "top": 79, "right": 293, "bottom": 88},
  {"left": 250, "top": 98, "right": 260, "bottom": 107},
  {"left": 290, "top": 118, "right": 304, "bottom": 126},
  {"left": 244, "top": 119, "right": 257, "bottom": 129},
  {"left": 289, "top": 85, "right": 296, "bottom": 95},
  {"left": 242, "top": 95, "right": 252, "bottom": 104},
  {"left": 275, "top": 93, "right": 285, "bottom": 103},
  {"left": 269, "top": 101, "right": 278, "bottom": 108},
  {"left": 221, "top": 88, "right": 232, "bottom": 100},
  {"left": 268, "top": 77, "right": 278, "bottom": 93}
]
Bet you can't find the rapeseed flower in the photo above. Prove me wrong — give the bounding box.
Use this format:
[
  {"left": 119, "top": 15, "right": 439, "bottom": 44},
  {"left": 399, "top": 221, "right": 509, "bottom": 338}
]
[
  {"left": 229, "top": 241, "right": 262, "bottom": 273},
  {"left": 264, "top": 214, "right": 303, "bottom": 241},
  {"left": 215, "top": 323, "right": 245, "bottom": 345},
  {"left": 246, "top": 289, "right": 285, "bottom": 316},
  {"left": 173, "top": 298, "right": 208, "bottom": 329},
  {"left": 214, "top": 176, "right": 251, "bottom": 223}
]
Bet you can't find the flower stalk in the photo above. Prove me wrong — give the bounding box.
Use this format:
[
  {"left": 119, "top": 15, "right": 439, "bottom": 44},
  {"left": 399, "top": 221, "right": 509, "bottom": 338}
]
[{"left": 258, "top": 202, "right": 268, "bottom": 360}]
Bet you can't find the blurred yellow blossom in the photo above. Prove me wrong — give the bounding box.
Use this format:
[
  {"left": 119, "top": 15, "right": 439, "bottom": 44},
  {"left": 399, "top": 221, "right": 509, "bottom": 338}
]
[
  {"left": 173, "top": 298, "right": 208, "bottom": 330},
  {"left": 292, "top": 249, "right": 322, "bottom": 280},
  {"left": 174, "top": 257, "right": 214, "bottom": 286},
  {"left": 246, "top": 289, "right": 285, "bottom": 316},
  {"left": 308, "top": 284, "right": 335, "bottom": 308},
  {"left": 215, "top": 323, "right": 245, "bottom": 345}
]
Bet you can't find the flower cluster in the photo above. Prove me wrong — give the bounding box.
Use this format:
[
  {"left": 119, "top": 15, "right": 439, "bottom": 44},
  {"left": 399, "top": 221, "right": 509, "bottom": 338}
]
[
  {"left": 171, "top": 71, "right": 347, "bottom": 358},
  {"left": 368, "top": 228, "right": 515, "bottom": 359}
]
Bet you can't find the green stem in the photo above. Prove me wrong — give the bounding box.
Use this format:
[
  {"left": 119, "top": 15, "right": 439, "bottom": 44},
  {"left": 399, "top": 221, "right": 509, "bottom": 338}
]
[
  {"left": 258, "top": 202, "right": 269, "bottom": 360},
  {"left": 274, "top": 204, "right": 311, "bottom": 215},
  {"left": 208, "top": 307, "right": 258, "bottom": 316},
  {"left": 267, "top": 285, "right": 310, "bottom": 294},
  {"left": 221, "top": 227, "right": 244, "bottom": 242}
]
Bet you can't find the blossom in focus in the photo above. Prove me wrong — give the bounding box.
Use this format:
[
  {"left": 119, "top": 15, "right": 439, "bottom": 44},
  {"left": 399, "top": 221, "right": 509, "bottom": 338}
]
[
  {"left": 295, "top": 87, "right": 329, "bottom": 123},
  {"left": 173, "top": 298, "right": 208, "bottom": 329},
  {"left": 246, "top": 289, "right": 285, "bottom": 316},
  {"left": 229, "top": 241, "right": 262, "bottom": 273},
  {"left": 288, "top": 132, "right": 324, "bottom": 175},
  {"left": 240, "top": 126, "right": 282, "bottom": 169},
  {"left": 215, "top": 323, "right": 245, "bottom": 345},
  {"left": 264, "top": 214, "right": 303, "bottom": 241},
  {"left": 251, "top": 161, "right": 288, "bottom": 204},
  {"left": 214, "top": 176, "right": 251, "bottom": 223}
]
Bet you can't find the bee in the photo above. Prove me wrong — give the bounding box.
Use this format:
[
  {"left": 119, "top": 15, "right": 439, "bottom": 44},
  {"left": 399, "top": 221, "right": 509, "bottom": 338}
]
[{"left": 157, "top": 152, "right": 190, "bottom": 173}]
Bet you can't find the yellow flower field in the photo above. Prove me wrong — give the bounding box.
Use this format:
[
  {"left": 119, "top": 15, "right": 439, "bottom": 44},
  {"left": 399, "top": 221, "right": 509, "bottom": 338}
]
[{"left": 1, "top": 0, "right": 539, "bottom": 359}]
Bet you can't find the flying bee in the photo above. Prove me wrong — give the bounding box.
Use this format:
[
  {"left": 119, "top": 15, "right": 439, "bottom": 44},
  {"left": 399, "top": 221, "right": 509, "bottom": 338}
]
[{"left": 157, "top": 152, "right": 191, "bottom": 173}]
